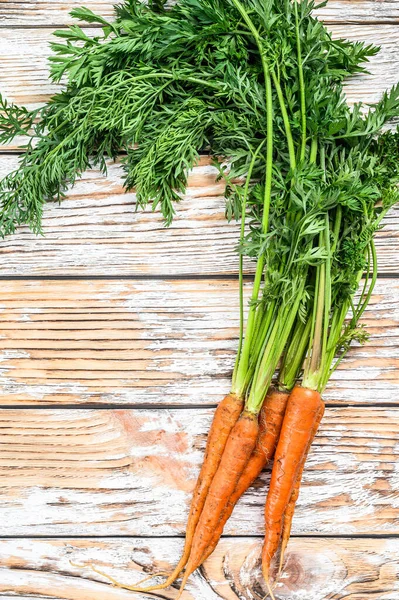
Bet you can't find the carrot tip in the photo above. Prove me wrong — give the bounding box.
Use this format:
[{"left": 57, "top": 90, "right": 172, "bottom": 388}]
[
  {"left": 176, "top": 569, "right": 191, "bottom": 599},
  {"left": 278, "top": 550, "right": 286, "bottom": 577},
  {"left": 264, "top": 575, "right": 277, "bottom": 600},
  {"left": 70, "top": 560, "right": 163, "bottom": 592},
  {"left": 69, "top": 560, "right": 86, "bottom": 569},
  {"left": 130, "top": 570, "right": 171, "bottom": 587}
]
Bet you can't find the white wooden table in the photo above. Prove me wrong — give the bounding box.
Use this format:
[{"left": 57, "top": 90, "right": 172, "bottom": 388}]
[{"left": 0, "top": 2, "right": 398, "bottom": 598}]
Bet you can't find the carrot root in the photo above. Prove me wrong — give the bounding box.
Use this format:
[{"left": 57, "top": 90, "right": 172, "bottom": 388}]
[
  {"left": 262, "top": 386, "right": 324, "bottom": 580},
  {"left": 181, "top": 410, "right": 259, "bottom": 586},
  {"left": 176, "top": 568, "right": 192, "bottom": 599},
  {"left": 278, "top": 538, "right": 287, "bottom": 577},
  {"left": 129, "top": 570, "right": 171, "bottom": 587},
  {"left": 70, "top": 562, "right": 139, "bottom": 591},
  {"left": 277, "top": 400, "right": 325, "bottom": 576},
  {"left": 264, "top": 576, "right": 277, "bottom": 600},
  {"left": 123, "top": 392, "right": 244, "bottom": 592},
  {"left": 199, "top": 389, "right": 289, "bottom": 566}
]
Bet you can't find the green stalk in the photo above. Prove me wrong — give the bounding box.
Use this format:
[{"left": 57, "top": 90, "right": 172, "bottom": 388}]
[
  {"left": 232, "top": 139, "right": 266, "bottom": 387},
  {"left": 320, "top": 300, "right": 350, "bottom": 387},
  {"left": 310, "top": 137, "right": 318, "bottom": 163},
  {"left": 305, "top": 257, "right": 325, "bottom": 386},
  {"left": 356, "top": 240, "right": 378, "bottom": 322},
  {"left": 302, "top": 213, "right": 331, "bottom": 391},
  {"left": 229, "top": 0, "right": 274, "bottom": 396},
  {"left": 279, "top": 316, "right": 312, "bottom": 391},
  {"left": 241, "top": 300, "right": 279, "bottom": 394},
  {"left": 271, "top": 72, "right": 296, "bottom": 170},
  {"left": 231, "top": 228, "right": 267, "bottom": 394},
  {"left": 357, "top": 244, "right": 372, "bottom": 316},
  {"left": 294, "top": 0, "right": 307, "bottom": 162},
  {"left": 322, "top": 214, "right": 331, "bottom": 362},
  {"left": 229, "top": 0, "right": 305, "bottom": 398},
  {"left": 331, "top": 205, "right": 342, "bottom": 255},
  {"left": 300, "top": 136, "right": 326, "bottom": 391},
  {"left": 250, "top": 299, "right": 277, "bottom": 361},
  {"left": 247, "top": 281, "right": 306, "bottom": 412}
]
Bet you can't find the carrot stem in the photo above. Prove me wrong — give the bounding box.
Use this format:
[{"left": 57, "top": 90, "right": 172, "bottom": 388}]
[
  {"left": 247, "top": 279, "right": 306, "bottom": 413},
  {"left": 233, "top": 139, "right": 267, "bottom": 388},
  {"left": 279, "top": 316, "right": 312, "bottom": 392},
  {"left": 294, "top": 0, "right": 307, "bottom": 163},
  {"left": 229, "top": 0, "right": 275, "bottom": 398}
]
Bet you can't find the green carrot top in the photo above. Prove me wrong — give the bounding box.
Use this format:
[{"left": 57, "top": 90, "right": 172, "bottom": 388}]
[{"left": 1, "top": 0, "right": 399, "bottom": 406}]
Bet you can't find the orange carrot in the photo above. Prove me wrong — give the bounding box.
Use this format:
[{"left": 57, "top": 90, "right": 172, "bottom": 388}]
[
  {"left": 200, "top": 388, "right": 289, "bottom": 565},
  {"left": 278, "top": 401, "right": 324, "bottom": 574},
  {"left": 126, "top": 392, "right": 244, "bottom": 592},
  {"left": 262, "top": 386, "right": 324, "bottom": 589},
  {"left": 177, "top": 409, "right": 260, "bottom": 596}
]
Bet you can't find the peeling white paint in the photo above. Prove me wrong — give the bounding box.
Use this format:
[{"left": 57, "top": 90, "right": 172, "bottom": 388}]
[{"left": 0, "top": 349, "right": 31, "bottom": 362}]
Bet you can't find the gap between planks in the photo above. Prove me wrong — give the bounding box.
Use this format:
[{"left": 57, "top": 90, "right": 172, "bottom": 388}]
[
  {"left": 1, "top": 533, "right": 399, "bottom": 539},
  {"left": 0, "top": 273, "right": 398, "bottom": 280},
  {"left": 0, "top": 402, "right": 397, "bottom": 410}
]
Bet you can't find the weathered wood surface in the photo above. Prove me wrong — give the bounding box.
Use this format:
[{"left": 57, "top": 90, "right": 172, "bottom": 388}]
[
  {"left": 0, "top": 407, "right": 398, "bottom": 536},
  {"left": 0, "top": 156, "right": 398, "bottom": 277},
  {"left": 0, "top": 537, "right": 398, "bottom": 599},
  {"left": 0, "top": 278, "right": 397, "bottom": 406},
  {"left": 0, "top": 155, "right": 246, "bottom": 277},
  {"left": 1, "top": 0, "right": 399, "bottom": 26},
  {"left": 0, "top": 2, "right": 398, "bottom": 598},
  {"left": 0, "top": 25, "right": 398, "bottom": 119}
]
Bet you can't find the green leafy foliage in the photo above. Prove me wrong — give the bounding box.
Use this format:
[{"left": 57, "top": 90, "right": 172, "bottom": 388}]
[{"left": 1, "top": 0, "right": 395, "bottom": 236}]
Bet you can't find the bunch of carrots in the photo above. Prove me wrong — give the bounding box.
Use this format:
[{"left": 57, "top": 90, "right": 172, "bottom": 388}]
[{"left": 1, "top": 0, "right": 399, "bottom": 597}]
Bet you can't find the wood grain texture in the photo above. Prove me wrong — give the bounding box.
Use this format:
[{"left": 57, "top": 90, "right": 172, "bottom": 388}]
[
  {"left": 0, "top": 155, "right": 397, "bottom": 276},
  {"left": 0, "top": 278, "right": 397, "bottom": 406},
  {"left": 0, "top": 155, "right": 245, "bottom": 277},
  {"left": 0, "top": 2, "right": 398, "bottom": 594},
  {"left": 0, "top": 537, "right": 398, "bottom": 599},
  {"left": 0, "top": 0, "right": 399, "bottom": 26},
  {"left": 0, "top": 24, "right": 398, "bottom": 116},
  {"left": 0, "top": 406, "right": 398, "bottom": 536}
]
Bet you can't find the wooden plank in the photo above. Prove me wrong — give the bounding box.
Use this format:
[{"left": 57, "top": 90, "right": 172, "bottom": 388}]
[
  {"left": 0, "top": 156, "right": 398, "bottom": 276},
  {"left": 0, "top": 0, "right": 399, "bottom": 26},
  {"left": 0, "top": 155, "right": 246, "bottom": 277},
  {"left": 319, "top": 1, "right": 399, "bottom": 23},
  {"left": 0, "top": 406, "right": 398, "bottom": 535},
  {"left": 0, "top": 25, "right": 398, "bottom": 115},
  {"left": 0, "top": 278, "right": 397, "bottom": 406},
  {"left": 0, "top": 537, "right": 398, "bottom": 599}
]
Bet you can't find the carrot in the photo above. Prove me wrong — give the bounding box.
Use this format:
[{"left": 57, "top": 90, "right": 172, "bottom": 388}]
[
  {"left": 200, "top": 388, "right": 289, "bottom": 565},
  {"left": 177, "top": 409, "right": 260, "bottom": 596},
  {"left": 116, "top": 392, "right": 244, "bottom": 593},
  {"left": 278, "top": 401, "right": 324, "bottom": 574},
  {"left": 181, "top": 392, "right": 244, "bottom": 561},
  {"left": 262, "top": 386, "right": 324, "bottom": 592},
  {"left": 81, "top": 392, "right": 244, "bottom": 593}
]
